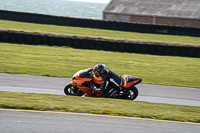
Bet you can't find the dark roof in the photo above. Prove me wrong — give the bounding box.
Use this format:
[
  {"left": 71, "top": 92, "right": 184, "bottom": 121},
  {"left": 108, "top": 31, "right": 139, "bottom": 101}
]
[{"left": 104, "top": 0, "right": 200, "bottom": 19}]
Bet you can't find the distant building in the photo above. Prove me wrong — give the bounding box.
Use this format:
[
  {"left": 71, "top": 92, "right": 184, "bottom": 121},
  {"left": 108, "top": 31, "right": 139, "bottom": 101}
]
[{"left": 103, "top": 0, "right": 200, "bottom": 27}]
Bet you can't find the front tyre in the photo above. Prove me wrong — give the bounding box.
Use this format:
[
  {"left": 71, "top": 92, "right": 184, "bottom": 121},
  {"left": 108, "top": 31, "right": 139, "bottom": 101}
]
[
  {"left": 64, "top": 84, "right": 73, "bottom": 95},
  {"left": 124, "top": 86, "right": 138, "bottom": 100},
  {"left": 64, "top": 84, "right": 84, "bottom": 96}
]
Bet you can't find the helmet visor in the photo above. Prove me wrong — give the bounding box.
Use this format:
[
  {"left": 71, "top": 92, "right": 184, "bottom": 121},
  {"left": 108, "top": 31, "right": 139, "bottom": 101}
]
[{"left": 94, "top": 69, "right": 104, "bottom": 77}]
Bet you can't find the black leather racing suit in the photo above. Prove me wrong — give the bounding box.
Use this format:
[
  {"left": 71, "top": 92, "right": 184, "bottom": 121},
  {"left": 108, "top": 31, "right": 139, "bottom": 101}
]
[{"left": 96, "top": 68, "right": 124, "bottom": 98}]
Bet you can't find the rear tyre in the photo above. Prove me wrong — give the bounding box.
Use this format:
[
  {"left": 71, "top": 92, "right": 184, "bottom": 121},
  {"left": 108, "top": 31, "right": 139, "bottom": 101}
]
[
  {"left": 124, "top": 86, "right": 138, "bottom": 100},
  {"left": 64, "top": 84, "right": 84, "bottom": 96}
]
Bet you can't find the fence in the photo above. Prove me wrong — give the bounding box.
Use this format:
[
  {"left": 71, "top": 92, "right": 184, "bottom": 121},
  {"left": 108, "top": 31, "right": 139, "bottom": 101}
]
[
  {"left": 0, "top": 30, "right": 199, "bottom": 57},
  {"left": 0, "top": 10, "right": 200, "bottom": 37}
]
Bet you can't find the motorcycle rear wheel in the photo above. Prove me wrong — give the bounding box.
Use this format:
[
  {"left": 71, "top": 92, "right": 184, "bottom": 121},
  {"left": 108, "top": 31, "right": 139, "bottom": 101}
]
[
  {"left": 124, "top": 86, "right": 138, "bottom": 100},
  {"left": 64, "top": 84, "right": 84, "bottom": 96}
]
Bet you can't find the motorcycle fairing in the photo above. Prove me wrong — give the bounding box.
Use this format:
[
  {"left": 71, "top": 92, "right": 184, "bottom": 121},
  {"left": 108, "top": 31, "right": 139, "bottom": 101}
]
[
  {"left": 92, "top": 76, "right": 102, "bottom": 86},
  {"left": 72, "top": 68, "right": 93, "bottom": 79},
  {"left": 70, "top": 73, "right": 103, "bottom": 97},
  {"left": 121, "top": 75, "right": 142, "bottom": 88},
  {"left": 70, "top": 80, "right": 103, "bottom": 97}
]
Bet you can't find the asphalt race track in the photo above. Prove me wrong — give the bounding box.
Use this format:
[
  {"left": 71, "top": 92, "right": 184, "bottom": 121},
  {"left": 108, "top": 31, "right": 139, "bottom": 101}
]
[
  {"left": 0, "top": 109, "right": 200, "bottom": 133},
  {"left": 0, "top": 73, "right": 200, "bottom": 106},
  {"left": 0, "top": 73, "right": 200, "bottom": 133}
]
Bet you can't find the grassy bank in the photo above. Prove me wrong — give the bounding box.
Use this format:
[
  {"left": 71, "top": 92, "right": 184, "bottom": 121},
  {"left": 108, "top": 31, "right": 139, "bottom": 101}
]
[
  {"left": 0, "top": 92, "right": 200, "bottom": 123},
  {"left": 0, "top": 20, "right": 200, "bottom": 46},
  {"left": 0, "top": 43, "right": 200, "bottom": 88}
]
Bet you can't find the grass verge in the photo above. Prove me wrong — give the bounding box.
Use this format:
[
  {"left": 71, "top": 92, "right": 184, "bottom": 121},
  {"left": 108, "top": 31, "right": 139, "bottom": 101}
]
[
  {"left": 0, "top": 43, "right": 200, "bottom": 88},
  {"left": 0, "top": 92, "right": 200, "bottom": 123},
  {"left": 0, "top": 20, "right": 200, "bottom": 46}
]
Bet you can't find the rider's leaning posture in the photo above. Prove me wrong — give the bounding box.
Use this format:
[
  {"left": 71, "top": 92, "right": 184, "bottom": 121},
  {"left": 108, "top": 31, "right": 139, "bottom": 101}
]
[{"left": 91, "top": 64, "right": 124, "bottom": 98}]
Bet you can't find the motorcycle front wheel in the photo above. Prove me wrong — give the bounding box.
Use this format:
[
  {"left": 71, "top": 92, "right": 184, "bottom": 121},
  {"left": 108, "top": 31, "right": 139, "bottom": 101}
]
[
  {"left": 123, "top": 86, "right": 138, "bottom": 100},
  {"left": 64, "top": 84, "right": 84, "bottom": 96}
]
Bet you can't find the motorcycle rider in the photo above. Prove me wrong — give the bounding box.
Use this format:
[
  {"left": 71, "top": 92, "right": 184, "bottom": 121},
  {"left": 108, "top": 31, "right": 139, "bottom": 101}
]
[{"left": 91, "top": 64, "right": 124, "bottom": 98}]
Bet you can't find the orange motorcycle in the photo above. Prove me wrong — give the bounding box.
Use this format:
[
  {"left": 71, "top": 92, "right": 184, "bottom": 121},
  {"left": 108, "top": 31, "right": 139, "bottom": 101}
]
[{"left": 64, "top": 68, "right": 142, "bottom": 100}]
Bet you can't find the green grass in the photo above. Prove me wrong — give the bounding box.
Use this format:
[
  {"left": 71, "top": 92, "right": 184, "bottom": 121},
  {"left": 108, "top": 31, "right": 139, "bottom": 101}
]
[
  {"left": 0, "top": 92, "right": 200, "bottom": 123},
  {"left": 0, "top": 42, "right": 200, "bottom": 88},
  {"left": 0, "top": 20, "right": 200, "bottom": 46},
  {"left": 1, "top": 20, "right": 199, "bottom": 124}
]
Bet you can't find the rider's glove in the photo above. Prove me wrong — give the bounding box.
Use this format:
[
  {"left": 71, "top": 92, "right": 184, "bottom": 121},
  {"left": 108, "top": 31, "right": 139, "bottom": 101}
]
[{"left": 91, "top": 84, "right": 102, "bottom": 92}]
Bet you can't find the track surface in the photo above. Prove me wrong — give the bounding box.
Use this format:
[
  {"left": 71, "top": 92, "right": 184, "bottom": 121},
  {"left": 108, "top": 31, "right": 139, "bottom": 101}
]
[
  {"left": 0, "top": 73, "right": 200, "bottom": 106},
  {"left": 1, "top": 73, "right": 200, "bottom": 132},
  {"left": 0, "top": 109, "right": 200, "bottom": 133}
]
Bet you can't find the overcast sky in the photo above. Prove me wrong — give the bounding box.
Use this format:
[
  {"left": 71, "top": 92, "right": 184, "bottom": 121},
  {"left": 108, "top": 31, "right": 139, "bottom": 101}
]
[{"left": 69, "top": 0, "right": 110, "bottom": 3}]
